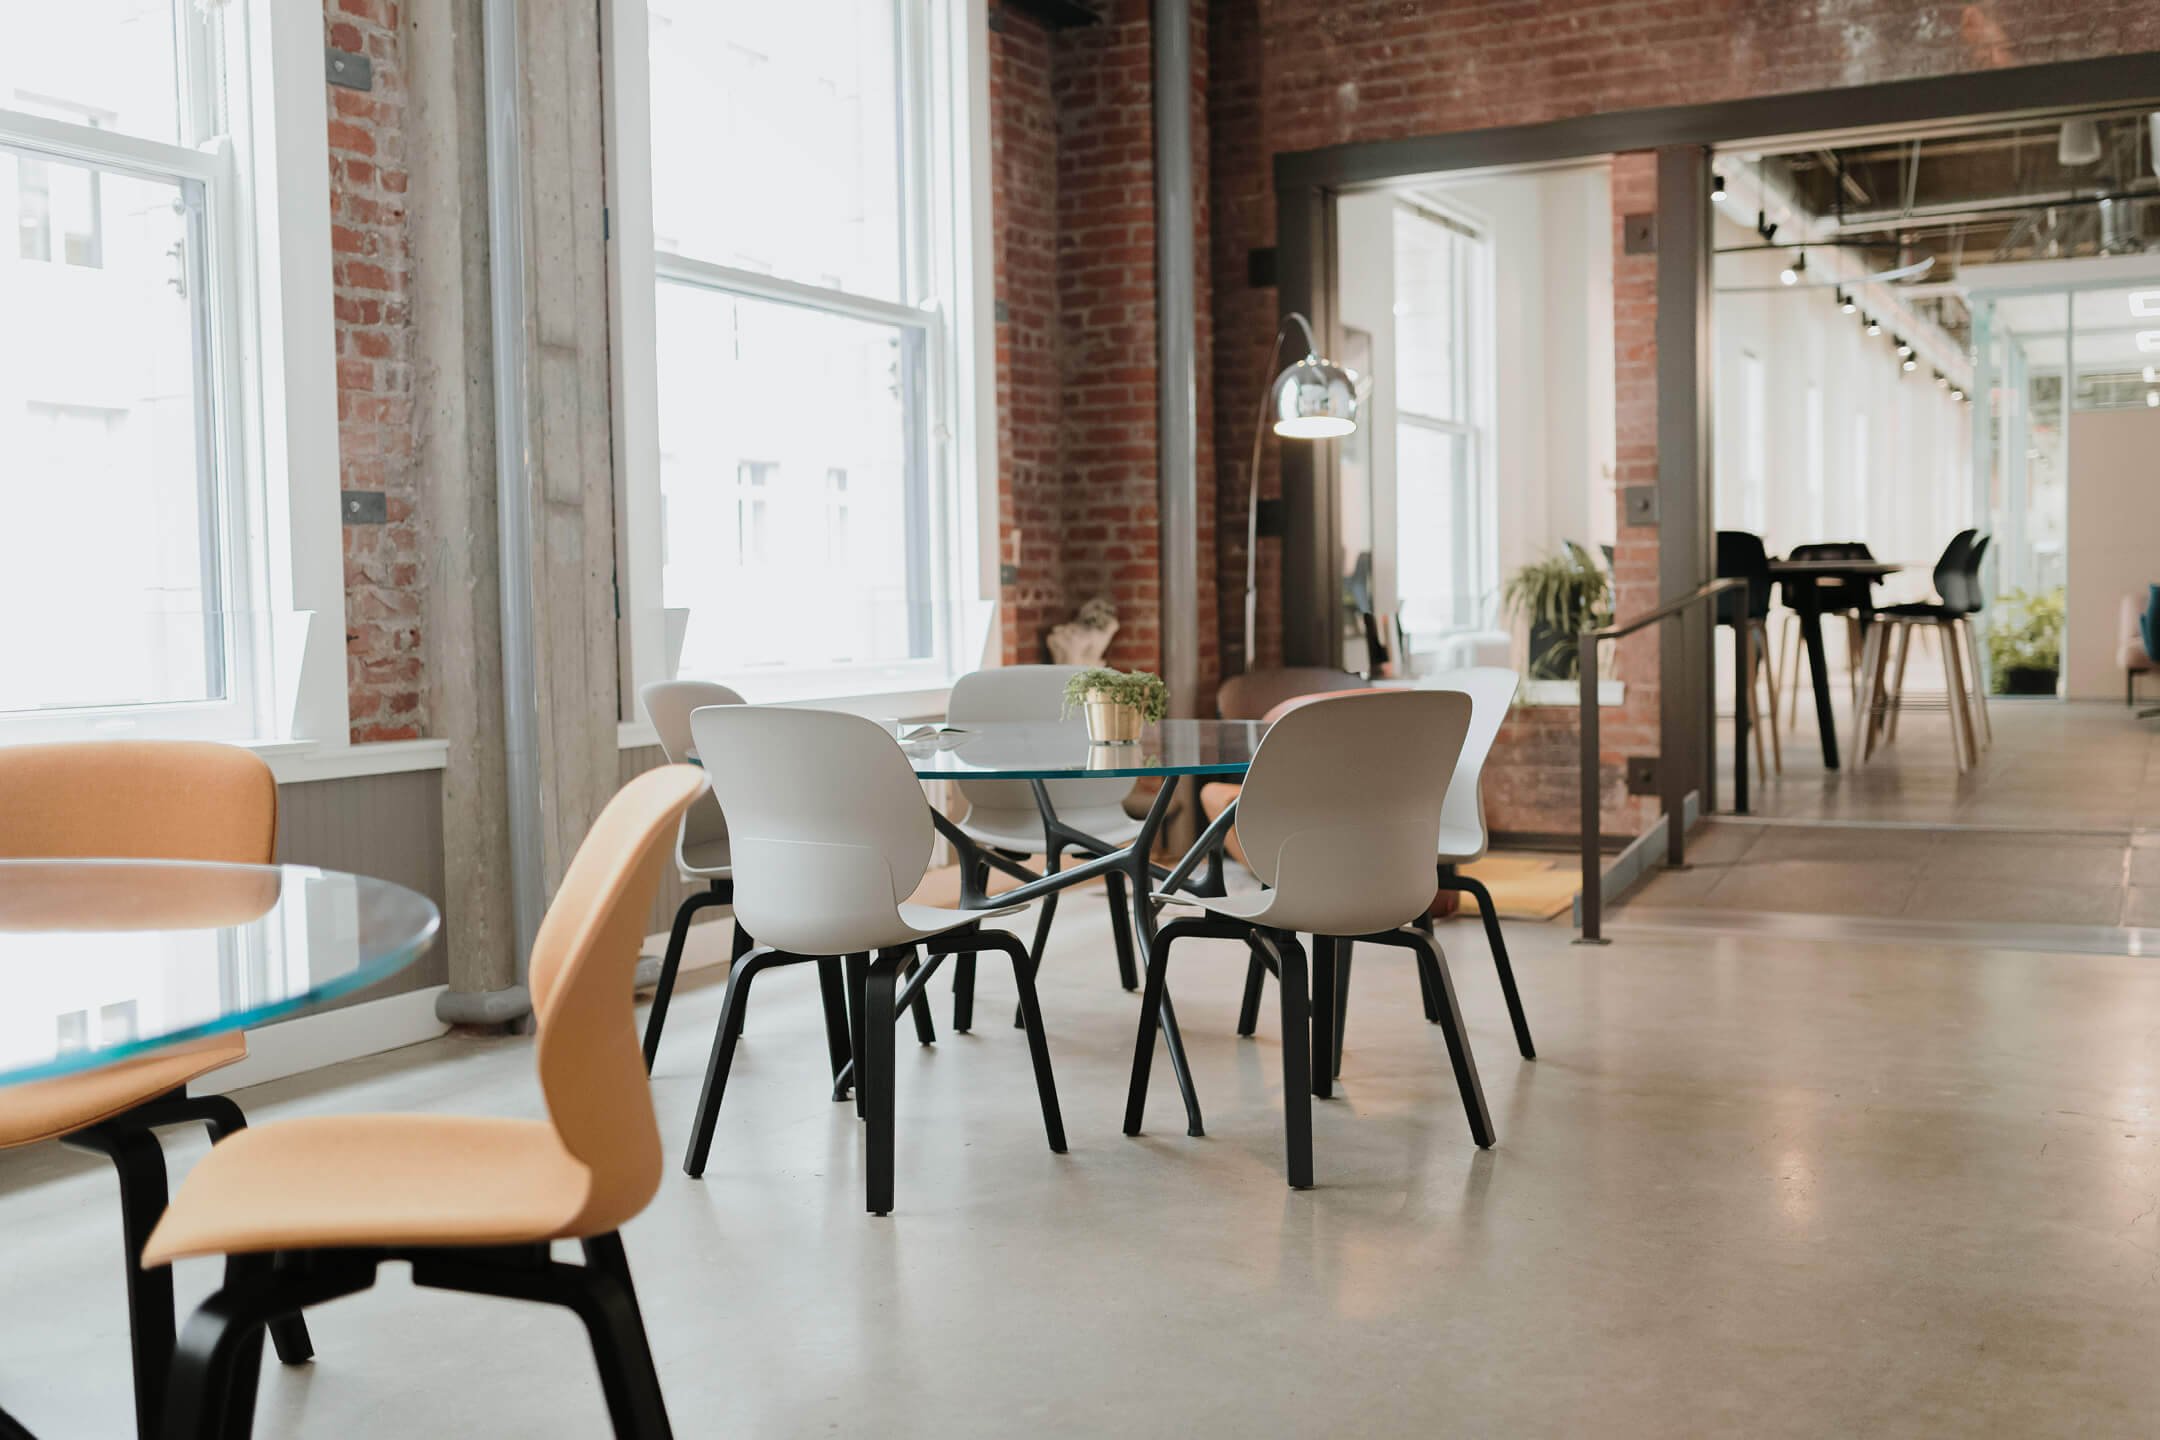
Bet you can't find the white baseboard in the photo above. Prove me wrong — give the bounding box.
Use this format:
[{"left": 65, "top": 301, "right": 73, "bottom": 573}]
[{"left": 197, "top": 985, "right": 451, "bottom": 1095}]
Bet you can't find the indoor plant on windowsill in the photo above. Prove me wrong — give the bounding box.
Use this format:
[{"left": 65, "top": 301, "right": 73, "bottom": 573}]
[
  {"left": 1501, "top": 545, "right": 1613, "bottom": 681},
  {"left": 1985, "top": 585, "right": 2064, "bottom": 695},
  {"left": 1063, "top": 668, "right": 1169, "bottom": 745}
]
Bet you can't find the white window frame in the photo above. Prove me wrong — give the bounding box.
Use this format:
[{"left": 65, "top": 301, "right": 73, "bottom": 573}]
[
  {"left": 604, "top": 0, "right": 997, "bottom": 738},
  {"left": 0, "top": 1, "right": 355, "bottom": 772},
  {"left": 1389, "top": 199, "right": 1497, "bottom": 649}
]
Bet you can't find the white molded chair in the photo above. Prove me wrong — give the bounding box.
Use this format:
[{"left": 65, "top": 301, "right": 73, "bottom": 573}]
[
  {"left": 636, "top": 681, "right": 746, "bottom": 1070},
  {"left": 685, "top": 705, "right": 1065, "bottom": 1215},
  {"left": 1125, "top": 691, "right": 1492, "bottom": 1189},
  {"left": 945, "top": 665, "right": 1143, "bottom": 1026},
  {"left": 1233, "top": 668, "right": 1536, "bottom": 1070}
]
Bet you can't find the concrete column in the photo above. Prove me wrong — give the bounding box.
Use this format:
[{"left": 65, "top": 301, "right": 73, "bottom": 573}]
[
  {"left": 407, "top": 0, "right": 620, "bottom": 1023},
  {"left": 408, "top": 0, "right": 518, "bottom": 1008}
]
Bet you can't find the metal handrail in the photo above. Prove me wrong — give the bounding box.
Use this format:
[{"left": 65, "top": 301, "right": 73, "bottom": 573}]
[{"left": 1577, "top": 576, "right": 1745, "bottom": 943}]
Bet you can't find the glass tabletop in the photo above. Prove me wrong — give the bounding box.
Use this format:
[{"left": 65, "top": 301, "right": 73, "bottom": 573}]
[
  {"left": 0, "top": 860, "right": 440, "bottom": 1088},
  {"left": 897, "top": 719, "right": 1266, "bottom": 780}
]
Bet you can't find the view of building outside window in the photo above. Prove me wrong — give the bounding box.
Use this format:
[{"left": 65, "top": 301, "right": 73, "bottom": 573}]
[
  {"left": 648, "top": 0, "right": 940, "bottom": 687},
  {"left": 0, "top": 0, "right": 226, "bottom": 717}
]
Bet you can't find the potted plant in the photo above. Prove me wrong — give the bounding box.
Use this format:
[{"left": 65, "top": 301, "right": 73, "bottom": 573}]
[
  {"left": 1063, "top": 667, "right": 1168, "bottom": 745},
  {"left": 1501, "top": 545, "right": 1613, "bottom": 680},
  {"left": 1985, "top": 585, "right": 2064, "bottom": 695}
]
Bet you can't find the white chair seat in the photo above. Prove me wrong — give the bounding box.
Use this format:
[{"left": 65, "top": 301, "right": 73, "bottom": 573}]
[
  {"left": 1435, "top": 824, "right": 1485, "bottom": 866},
  {"left": 678, "top": 837, "right": 731, "bottom": 878},
  {"left": 956, "top": 804, "right": 1142, "bottom": 855}
]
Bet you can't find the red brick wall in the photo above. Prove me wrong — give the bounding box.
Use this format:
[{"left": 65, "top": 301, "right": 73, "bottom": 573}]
[
  {"left": 1202, "top": 0, "right": 2160, "bottom": 833},
  {"left": 992, "top": 1, "right": 1214, "bottom": 691},
  {"left": 326, "top": 0, "right": 423, "bottom": 743},
  {"left": 992, "top": 11, "right": 1064, "bottom": 667}
]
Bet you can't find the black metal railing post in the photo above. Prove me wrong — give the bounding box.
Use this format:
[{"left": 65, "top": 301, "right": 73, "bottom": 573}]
[
  {"left": 1578, "top": 631, "right": 1603, "bottom": 943},
  {"left": 1575, "top": 577, "right": 1745, "bottom": 944}
]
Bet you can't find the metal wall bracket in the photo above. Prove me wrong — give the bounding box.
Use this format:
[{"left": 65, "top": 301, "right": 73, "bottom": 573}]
[
  {"left": 340, "top": 490, "right": 387, "bottom": 525},
  {"left": 1625, "top": 756, "right": 1660, "bottom": 795},
  {"left": 326, "top": 47, "right": 372, "bottom": 90},
  {"left": 1622, "top": 212, "right": 1656, "bottom": 254},
  {"left": 1624, "top": 485, "right": 1660, "bottom": 526}
]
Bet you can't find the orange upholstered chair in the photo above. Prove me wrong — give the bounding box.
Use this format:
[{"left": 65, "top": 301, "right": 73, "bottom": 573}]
[
  {"left": 144, "top": 765, "right": 705, "bottom": 1440},
  {"left": 0, "top": 740, "right": 306, "bottom": 1438}
]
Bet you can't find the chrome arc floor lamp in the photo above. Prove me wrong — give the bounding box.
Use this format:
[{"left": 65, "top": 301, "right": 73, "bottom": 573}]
[{"left": 1243, "top": 312, "right": 1361, "bottom": 674}]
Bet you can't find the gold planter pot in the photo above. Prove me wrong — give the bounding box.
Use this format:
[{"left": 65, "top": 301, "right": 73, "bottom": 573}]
[{"left": 1083, "top": 695, "right": 1144, "bottom": 745}]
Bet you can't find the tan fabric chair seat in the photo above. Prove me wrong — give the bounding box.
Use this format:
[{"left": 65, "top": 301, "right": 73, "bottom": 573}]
[
  {"left": 0, "top": 1034, "right": 244, "bottom": 1149},
  {"left": 143, "top": 1113, "right": 593, "bottom": 1265}
]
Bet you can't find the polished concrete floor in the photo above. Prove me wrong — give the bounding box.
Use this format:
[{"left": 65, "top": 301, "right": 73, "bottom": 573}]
[
  {"left": 8, "top": 900, "right": 2160, "bottom": 1435},
  {"left": 1720, "top": 685, "right": 2160, "bottom": 830}
]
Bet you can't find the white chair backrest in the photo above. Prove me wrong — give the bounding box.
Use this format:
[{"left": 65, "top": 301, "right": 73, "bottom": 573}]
[
  {"left": 689, "top": 705, "right": 933, "bottom": 956},
  {"left": 1235, "top": 690, "right": 1473, "bottom": 936},
  {"left": 640, "top": 680, "right": 745, "bottom": 864},
  {"left": 1417, "top": 666, "right": 1518, "bottom": 855},
  {"left": 947, "top": 665, "right": 1131, "bottom": 819}
]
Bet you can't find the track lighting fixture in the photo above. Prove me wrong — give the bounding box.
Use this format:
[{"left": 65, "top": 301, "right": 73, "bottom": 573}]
[
  {"left": 1838, "top": 290, "right": 1856, "bottom": 314},
  {"left": 1711, "top": 172, "right": 1728, "bottom": 202},
  {"left": 1779, "top": 251, "right": 1806, "bottom": 286},
  {"left": 1864, "top": 316, "right": 1881, "bottom": 336}
]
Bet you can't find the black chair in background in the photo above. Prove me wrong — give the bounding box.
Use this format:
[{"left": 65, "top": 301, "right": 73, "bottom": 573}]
[
  {"left": 1856, "top": 529, "right": 1990, "bottom": 773},
  {"left": 1778, "top": 540, "right": 1879, "bottom": 730},
  {"left": 1715, "top": 530, "right": 1781, "bottom": 784}
]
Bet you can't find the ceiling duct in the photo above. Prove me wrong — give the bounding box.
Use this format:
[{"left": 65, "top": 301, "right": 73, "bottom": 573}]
[{"left": 2099, "top": 195, "right": 2144, "bottom": 254}]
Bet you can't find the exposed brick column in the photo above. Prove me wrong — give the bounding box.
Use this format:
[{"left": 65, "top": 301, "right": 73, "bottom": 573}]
[
  {"left": 326, "top": 0, "right": 425, "bottom": 742},
  {"left": 990, "top": 11, "right": 1063, "bottom": 666},
  {"left": 1053, "top": 0, "right": 1162, "bottom": 674}
]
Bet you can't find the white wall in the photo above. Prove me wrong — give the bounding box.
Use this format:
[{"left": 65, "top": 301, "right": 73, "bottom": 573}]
[
  {"left": 1712, "top": 211, "right": 1971, "bottom": 602},
  {"left": 2065, "top": 407, "right": 2160, "bottom": 698},
  {"left": 1336, "top": 165, "right": 1615, "bottom": 662}
]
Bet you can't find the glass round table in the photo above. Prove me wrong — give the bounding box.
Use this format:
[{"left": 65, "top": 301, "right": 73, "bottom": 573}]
[
  {"left": 901, "top": 718, "right": 1266, "bottom": 1140},
  {"left": 0, "top": 859, "right": 442, "bottom": 1089}
]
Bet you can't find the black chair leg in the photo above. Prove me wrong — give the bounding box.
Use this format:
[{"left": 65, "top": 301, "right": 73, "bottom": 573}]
[
  {"left": 62, "top": 1121, "right": 174, "bottom": 1439},
  {"left": 683, "top": 948, "right": 787, "bottom": 1178},
  {"left": 1308, "top": 935, "right": 1336, "bottom": 1100},
  {"left": 1122, "top": 923, "right": 1179, "bottom": 1136},
  {"left": 1014, "top": 842, "right": 1066, "bottom": 1029},
  {"left": 817, "top": 955, "right": 853, "bottom": 1099},
  {"left": 1235, "top": 947, "right": 1267, "bottom": 1037},
  {"left": 1104, "top": 868, "right": 1139, "bottom": 991},
  {"left": 1447, "top": 875, "right": 1535, "bottom": 1060},
  {"left": 902, "top": 957, "right": 937, "bottom": 1046},
  {"left": 952, "top": 861, "right": 988, "bottom": 1032},
  {"left": 937, "top": 928, "right": 1066, "bottom": 1154},
  {"left": 642, "top": 884, "right": 729, "bottom": 1073},
  {"left": 864, "top": 949, "right": 904, "bottom": 1215},
  {"left": 1265, "top": 930, "right": 1315, "bottom": 1189},
  {"left": 576, "top": 1234, "right": 675, "bottom": 1440},
  {"left": 1403, "top": 929, "right": 1494, "bottom": 1148},
  {"left": 847, "top": 952, "right": 870, "bottom": 1118},
  {"left": 175, "top": 1095, "right": 315, "bottom": 1368},
  {"left": 1333, "top": 943, "right": 1352, "bottom": 1078}
]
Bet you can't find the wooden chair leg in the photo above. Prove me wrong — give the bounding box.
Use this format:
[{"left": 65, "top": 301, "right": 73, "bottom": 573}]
[
  {"left": 1961, "top": 617, "right": 1994, "bottom": 748},
  {"left": 1754, "top": 619, "right": 1782, "bottom": 775},
  {"left": 1884, "top": 623, "right": 1913, "bottom": 742},
  {"left": 1940, "top": 619, "right": 1975, "bottom": 774}
]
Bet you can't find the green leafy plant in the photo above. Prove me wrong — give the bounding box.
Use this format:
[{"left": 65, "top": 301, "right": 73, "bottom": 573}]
[
  {"left": 1062, "top": 667, "right": 1170, "bottom": 722},
  {"left": 1501, "top": 546, "right": 1613, "bottom": 679},
  {"left": 1985, "top": 585, "right": 2064, "bottom": 689}
]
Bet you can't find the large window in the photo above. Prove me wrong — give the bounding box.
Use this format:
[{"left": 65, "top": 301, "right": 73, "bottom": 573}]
[
  {"left": 1391, "top": 202, "right": 1494, "bottom": 648},
  {"left": 632, "top": 0, "right": 986, "bottom": 703},
  {"left": 1, "top": 0, "right": 338, "bottom": 747}
]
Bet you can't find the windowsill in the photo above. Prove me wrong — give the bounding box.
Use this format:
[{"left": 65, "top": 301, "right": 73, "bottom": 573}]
[
  {"left": 618, "top": 686, "right": 954, "bottom": 750},
  {"left": 1520, "top": 679, "right": 1626, "bottom": 708},
  {"left": 249, "top": 737, "right": 449, "bottom": 785}
]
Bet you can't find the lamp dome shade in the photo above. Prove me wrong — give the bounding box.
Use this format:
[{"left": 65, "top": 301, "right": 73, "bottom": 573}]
[{"left": 1270, "top": 355, "right": 1359, "bottom": 438}]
